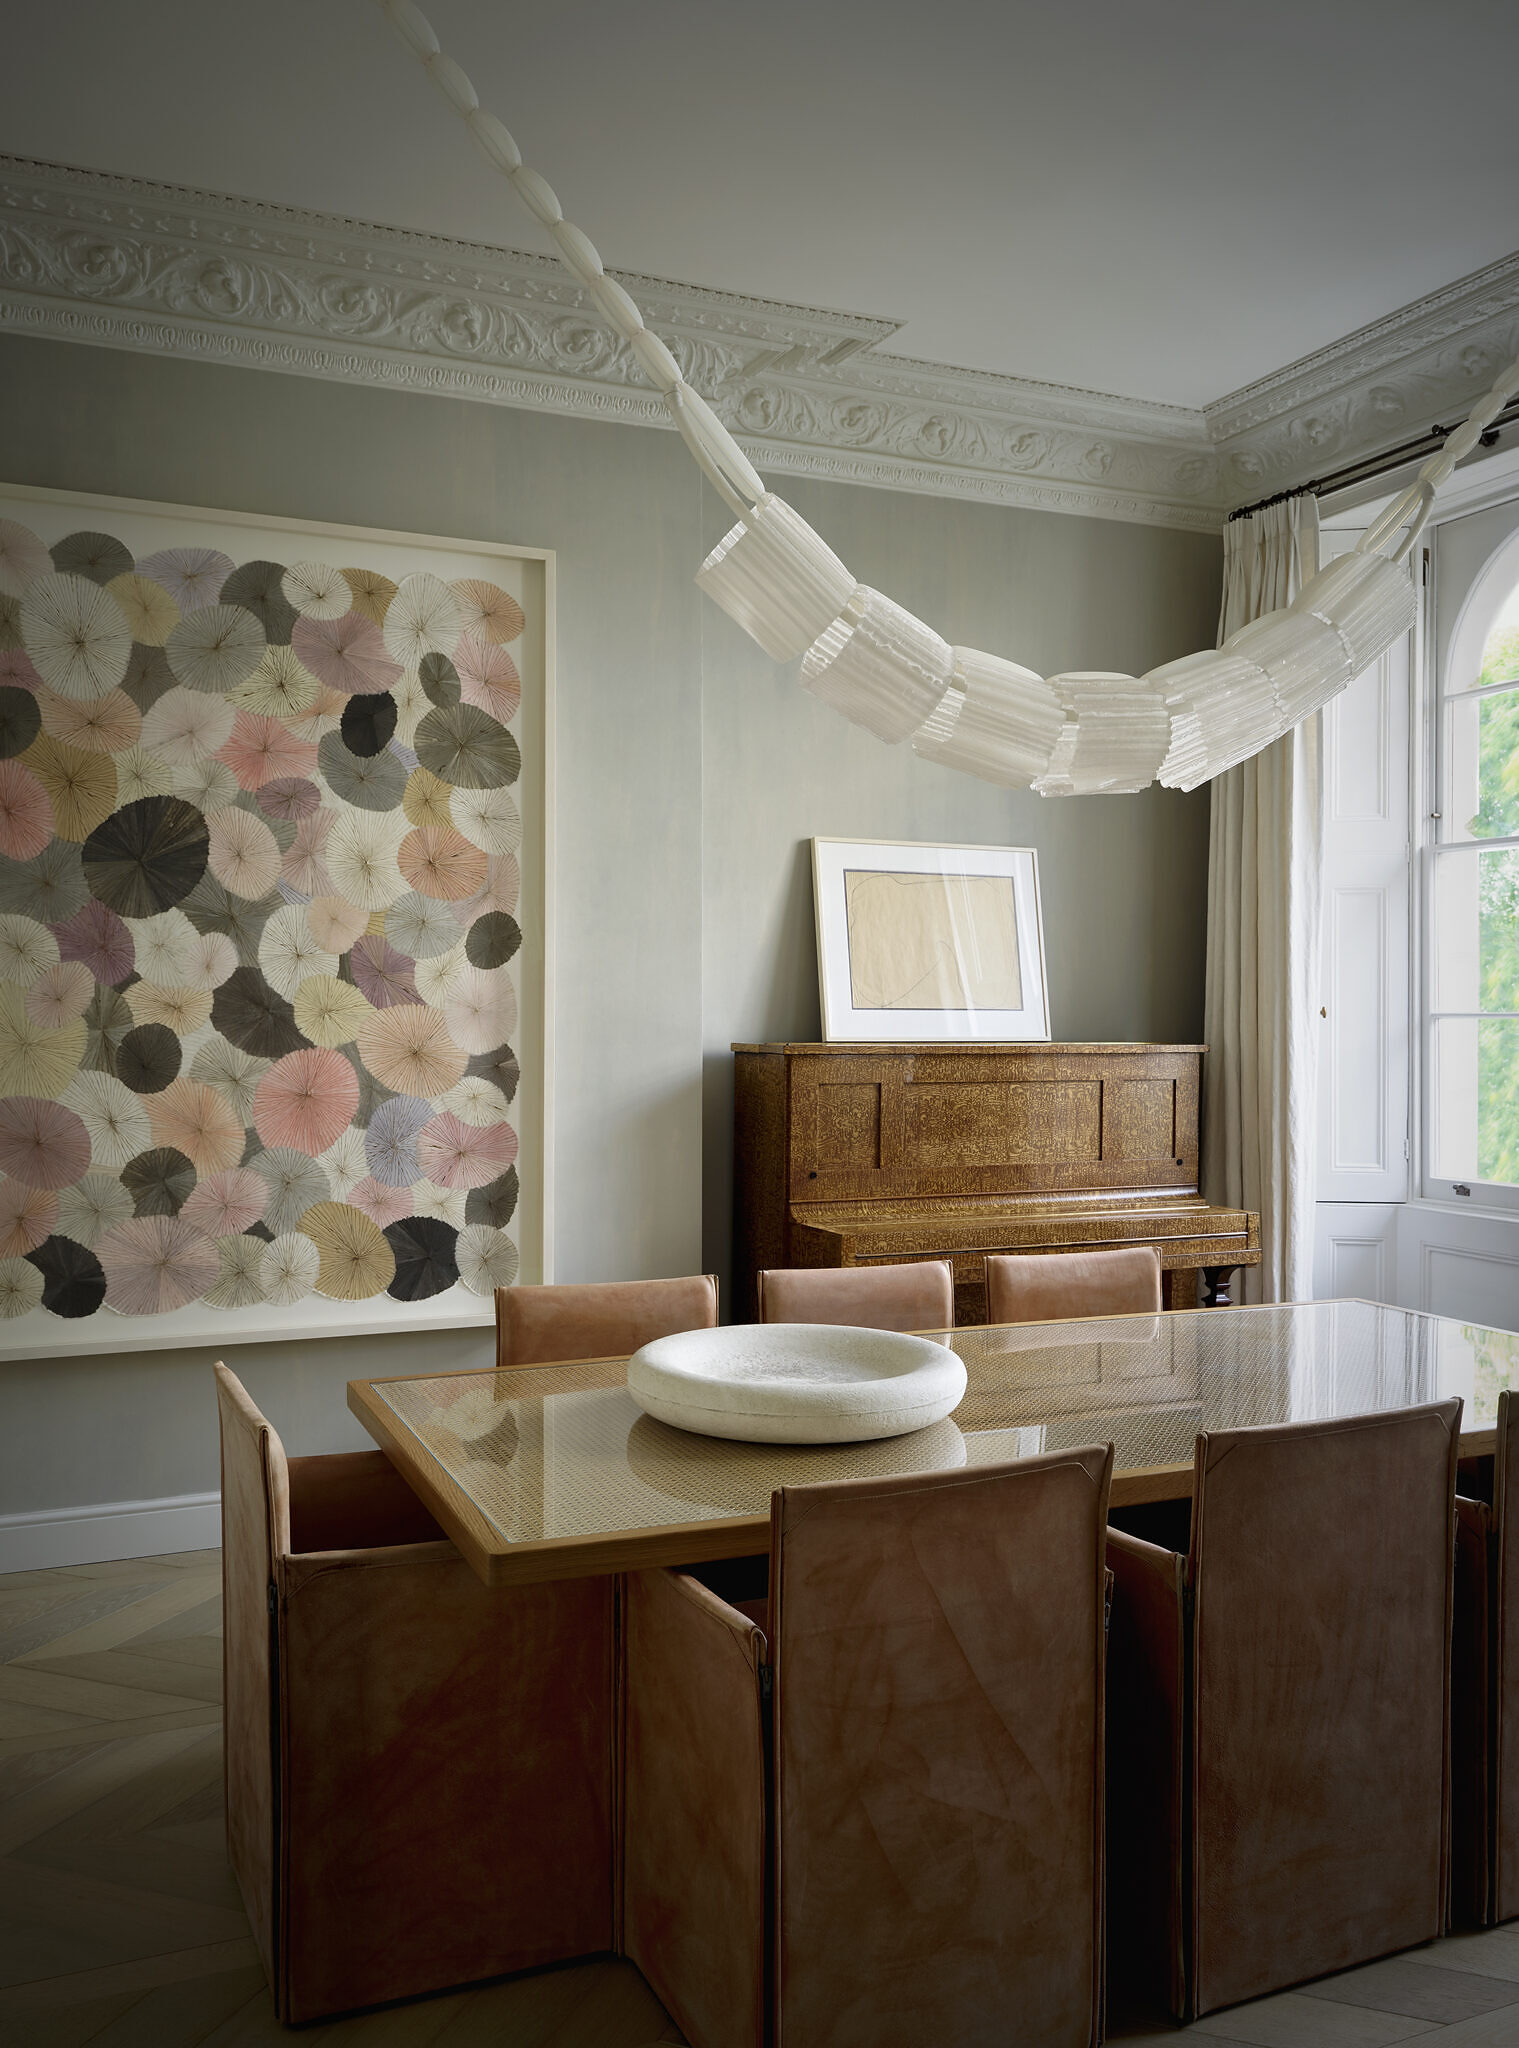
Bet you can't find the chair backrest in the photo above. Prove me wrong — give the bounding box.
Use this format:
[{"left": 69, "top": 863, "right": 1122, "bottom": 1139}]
[
  {"left": 769, "top": 1445, "right": 1112, "bottom": 2047},
  {"left": 1187, "top": 1399, "right": 1461, "bottom": 2014},
  {"left": 494, "top": 1274, "right": 719, "bottom": 1368},
  {"left": 756, "top": 1259, "right": 954, "bottom": 1333},
  {"left": 214, "top": 1361, "right": 291, "bottom": 1985},
  {"left": 985, "top": 1246, "right": 1161, "bottom": 1325}
]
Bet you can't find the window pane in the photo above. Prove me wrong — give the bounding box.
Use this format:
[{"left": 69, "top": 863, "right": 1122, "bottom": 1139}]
[
  {"left": 1432, "top": 1017, "right": 1519, "bottom": 1185},
  {"left": 1432, "top": 845, "right": 1519, "bottom": 1012},
  {"left": 1448, "top": 580, "right": 1519, "bottom": 695},
  {"left": 1445, "top": 685, "right": 1519, "bottom": 841}
]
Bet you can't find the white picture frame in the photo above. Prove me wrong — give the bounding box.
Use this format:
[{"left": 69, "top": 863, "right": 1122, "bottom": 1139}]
[
  {"left": 812, "top": 838, "right": 1050, "bottom": 1044},
  {"left": 0, "top": 483, "right": 554, "bottom": 1359}
]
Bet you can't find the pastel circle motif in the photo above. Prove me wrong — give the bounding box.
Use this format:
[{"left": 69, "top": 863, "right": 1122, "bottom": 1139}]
[{"left": 0, "top": 519, "right": 524, "bottom": 1323}]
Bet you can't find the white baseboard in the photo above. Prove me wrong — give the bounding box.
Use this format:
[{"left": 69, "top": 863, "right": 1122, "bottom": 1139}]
[{"left": 0, "top": 1491, "right": 221, "bottom": 1573}]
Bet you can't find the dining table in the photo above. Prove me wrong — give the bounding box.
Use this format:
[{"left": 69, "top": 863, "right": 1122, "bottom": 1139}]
[{"left": 347, "top": 1298, "right": 1519, "bottom": 1589}]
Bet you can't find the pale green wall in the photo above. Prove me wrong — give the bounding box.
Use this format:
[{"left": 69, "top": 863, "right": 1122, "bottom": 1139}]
[{"left": 0, "top": 334, "right": 1218, "bottom": 1522}]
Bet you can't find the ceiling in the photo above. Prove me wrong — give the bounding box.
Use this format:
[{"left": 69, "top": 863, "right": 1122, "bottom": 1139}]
[{"left": 4, "top": 0, "right": 1517, "bottom": 412}]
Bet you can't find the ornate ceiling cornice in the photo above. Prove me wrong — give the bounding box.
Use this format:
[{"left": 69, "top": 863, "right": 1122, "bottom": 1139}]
[
  {"left": 2, "top": 155, "right": 1516, "bottom": 530},
  {"left": 0, "top": 155, "right": 1222, "bottom": 530},
  {"left": 1206, "top": 246, "right": 1519, "bottom": 503}
]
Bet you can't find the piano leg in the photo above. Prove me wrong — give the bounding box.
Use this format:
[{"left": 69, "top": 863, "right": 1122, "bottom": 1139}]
[{"left": 1200, "top": 1265, "right": 1236, "bottom": 1308}]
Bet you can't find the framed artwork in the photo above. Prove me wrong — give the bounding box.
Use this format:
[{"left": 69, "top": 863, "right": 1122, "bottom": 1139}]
[
  {"left": 812, "top": 838, "right": 1049, "bottom": 1044},
  {"left": 0, "top": 483, "right": 552, "bottom": 1357}
]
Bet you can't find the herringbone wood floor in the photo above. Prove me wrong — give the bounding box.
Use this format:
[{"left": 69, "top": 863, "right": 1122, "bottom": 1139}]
[{"left": 5, "top": 1554, "right": 1519, "bottom": 2046}]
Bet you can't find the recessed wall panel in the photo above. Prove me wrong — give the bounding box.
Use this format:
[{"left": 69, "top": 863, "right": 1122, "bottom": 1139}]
[
  {"left": 1329, "top": 651, "right": 1389, "bottom": 822},
  {"left": 1330, "top": 888, "right": 1387, "bottom": 1173}
]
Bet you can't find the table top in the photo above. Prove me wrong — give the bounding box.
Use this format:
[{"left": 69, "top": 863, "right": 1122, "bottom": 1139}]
[{"left": 347, "top": 1300, "right": 1519, "bottom": 1588}]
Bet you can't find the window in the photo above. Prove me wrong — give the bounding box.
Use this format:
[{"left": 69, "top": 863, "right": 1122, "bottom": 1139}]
[{"left": 1428, "top": 531, "right": 1519, "bottom": 1204}]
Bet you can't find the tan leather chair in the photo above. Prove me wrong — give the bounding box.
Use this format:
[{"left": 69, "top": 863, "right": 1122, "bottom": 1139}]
[
  {"left": 1453, "top": 1391, "right": 1519, "bottom": 1926},
  {"left": 623, "top": 1446, "right": 1114, "bottom": 2048},
  {"left": 1107, "top": 1400, "right": 1461, "bottom": 2022},
  {"left": 215, "top": 1363, "right": 614, "bottom": 2022},
  {"left": 985, "top": 1245, "right": 1162, "bottom": 1325},
  {"left": 494, "top": 1273, "right": 719, "bottom": 1367},
  {"left": 755, "top": 1258, "right": 954, "bottom": 1333}
]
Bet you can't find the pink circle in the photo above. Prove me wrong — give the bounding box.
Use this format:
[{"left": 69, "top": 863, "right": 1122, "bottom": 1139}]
[
  {"left": 0, "top": 1098, "right": 91, "bottom": 1189},
  {"left": 253, "top": 1046, "right": 360, "bottom": 1157},
  {"left": 416, "top": 1112, "right": 517, "bottom": 1191}
]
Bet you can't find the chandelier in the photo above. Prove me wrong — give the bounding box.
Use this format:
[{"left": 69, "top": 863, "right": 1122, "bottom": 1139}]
[{"left": 372, "top": 0, "right": 1519, "bottom": 796}]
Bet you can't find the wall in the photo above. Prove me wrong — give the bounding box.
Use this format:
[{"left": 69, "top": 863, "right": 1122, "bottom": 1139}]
[
  {"left": 0, "top": 333, "right": 1219, "bottom": 1558},
  {"left": 697, "top": 474, "right": 1220, "bottom": 1273}
]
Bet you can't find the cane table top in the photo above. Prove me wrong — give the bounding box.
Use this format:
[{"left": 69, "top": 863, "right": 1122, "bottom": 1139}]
[{"left": 348, "top": 1300, "right": 1519, "bottom": 1588}]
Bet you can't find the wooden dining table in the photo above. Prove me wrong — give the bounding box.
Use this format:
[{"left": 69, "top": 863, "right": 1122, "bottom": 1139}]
[{"left": 348, "top": 1298, "right": 1519, "bottom": 1589}]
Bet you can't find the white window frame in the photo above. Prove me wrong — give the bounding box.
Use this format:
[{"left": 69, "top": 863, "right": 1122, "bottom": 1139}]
[{"left": 1419, "top": 448, "right": 1519, "bottom": 1218}]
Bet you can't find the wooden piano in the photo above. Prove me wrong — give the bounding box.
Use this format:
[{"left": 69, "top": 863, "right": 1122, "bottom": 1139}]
[{"left": 732, "top": 1041, "right": 1258, "bottom": 1324}]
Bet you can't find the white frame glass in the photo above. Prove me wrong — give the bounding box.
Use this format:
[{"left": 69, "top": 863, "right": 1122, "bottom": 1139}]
[
  {"left": 811, "top": 837, "right": 1050, "bottom": 1043},
  {"left": 0, "top": 482, "right": 556, "bottom": 1356},
  {"left": 1422, "top": 510, "right": 1519, "bottom": 1215}
]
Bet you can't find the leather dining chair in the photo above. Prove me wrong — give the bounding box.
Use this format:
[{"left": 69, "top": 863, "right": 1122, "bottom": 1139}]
[
  {"left": 1106, "top": 1399, "right": 1461, "bottom": 2022},
  {"left": 215, "top": 1363, "right": 615, "bottom": 2022},
  {"left": 622, "top": 1446, "right": 1114, "bottom": 2048},
  {"left": 1452, "top": 1390, "right": 1519, "bottom": 1926},
  {"left": 755, "top": 1257, "right": 954, "bottom": 1332},
  {"left": 985, "top": 1245, "right": 1162, "bottom": 1325},
  {"left": 494, "top": 1273, "right": 719, "bottom": 1366}
]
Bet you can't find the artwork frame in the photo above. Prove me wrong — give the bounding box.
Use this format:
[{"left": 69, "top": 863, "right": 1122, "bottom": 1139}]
[
  {"left": 811, "top": 837, "right": 1049, "bottom": 1044},
  {"left": 0, "top": 482, "right": 554, "bottom": 1358}
]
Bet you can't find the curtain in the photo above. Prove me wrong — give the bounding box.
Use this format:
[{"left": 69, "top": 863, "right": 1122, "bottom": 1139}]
[{"left": 1202, "top": 495, "right": 1323, "bottom": 1303}]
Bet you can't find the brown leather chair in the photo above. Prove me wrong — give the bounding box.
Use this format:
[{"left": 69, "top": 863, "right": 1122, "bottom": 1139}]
[
  {"left": 494, "top": 1273, "right": 719, "bottom": 1367},
  {"left": 755, "top": 1258, "right": 954, "bottom": 1333},
  {"left": 215, "top": 1363, "right": 615, "bottom": 2022},
  {"left": 623, "top": 1446, "right": 1114, "bottom": 2048},
  {"left": 1453, "top": 1391, "right": 1519, "bottom": 1926},
  {"left": 985, "top": 1245, "right": 1162, "bottom": 1325},
  {"left": 1107, "top": 1400, "right": 1461, "bottom": 2022}
]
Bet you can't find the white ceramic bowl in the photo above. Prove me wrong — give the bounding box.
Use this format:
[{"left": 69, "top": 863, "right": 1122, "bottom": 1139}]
[{"left": 626, "top": 1323, "right": 968, "bottom": 1444}]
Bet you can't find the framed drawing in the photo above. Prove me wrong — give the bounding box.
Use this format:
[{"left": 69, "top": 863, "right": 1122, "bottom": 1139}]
[
  {"left": 0, "top": 483, "right": 552, "bottom": 1358},
  {"left": 812, "top": 838, "right": 1049, "bottom": 1044}
]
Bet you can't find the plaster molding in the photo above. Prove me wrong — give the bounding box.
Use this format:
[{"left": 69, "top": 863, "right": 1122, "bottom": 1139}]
[
  {"left": 2, "top": 155, "right": 1516, "bottom": 529},
  {"left": 1207, "top": 246, "right": 1519, "bottom": 502},
  {"left": 0, "top": 155, "right": 1223, "bottom": 530}
]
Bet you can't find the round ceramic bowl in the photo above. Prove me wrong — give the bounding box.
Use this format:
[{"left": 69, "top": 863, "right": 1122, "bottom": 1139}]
[{"left": 625, "top": 1323, "right": 968, "bottom": 1444}]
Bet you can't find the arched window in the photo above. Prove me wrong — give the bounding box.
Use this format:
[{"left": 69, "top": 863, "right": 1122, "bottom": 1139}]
[{"left": 1431, "top": 535, "right": 1519, "bottom": 1197}]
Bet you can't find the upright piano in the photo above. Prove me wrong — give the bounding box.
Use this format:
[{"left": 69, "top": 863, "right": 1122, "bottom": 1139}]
[{"left": 732, "top": 1041, "right": 1258, "bottom": 1324}]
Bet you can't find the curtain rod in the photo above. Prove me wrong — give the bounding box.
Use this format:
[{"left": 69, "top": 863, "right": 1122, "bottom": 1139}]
[{"left": 1227, "top": 399, "right": 1519, "bottom": 522}]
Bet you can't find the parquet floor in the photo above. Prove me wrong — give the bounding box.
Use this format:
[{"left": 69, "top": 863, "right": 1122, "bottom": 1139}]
[{"left": 4, "top": 1557, "right": 1519, "bottom": 2048}]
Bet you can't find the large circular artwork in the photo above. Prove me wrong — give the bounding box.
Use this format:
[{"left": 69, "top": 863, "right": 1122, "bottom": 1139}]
[{"left": 0, "top": 516, "right": 524, "bottom": 1324}]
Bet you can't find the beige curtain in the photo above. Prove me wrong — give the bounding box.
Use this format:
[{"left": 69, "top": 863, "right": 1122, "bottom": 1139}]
[{"left": 1202, "top": 495, "right": 1323, "bottom": 1303}]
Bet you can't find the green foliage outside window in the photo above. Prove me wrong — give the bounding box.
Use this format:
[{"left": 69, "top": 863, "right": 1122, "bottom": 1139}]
[{"left": 1472, "top": 620, "right": 1519, "bottom": 1184}]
